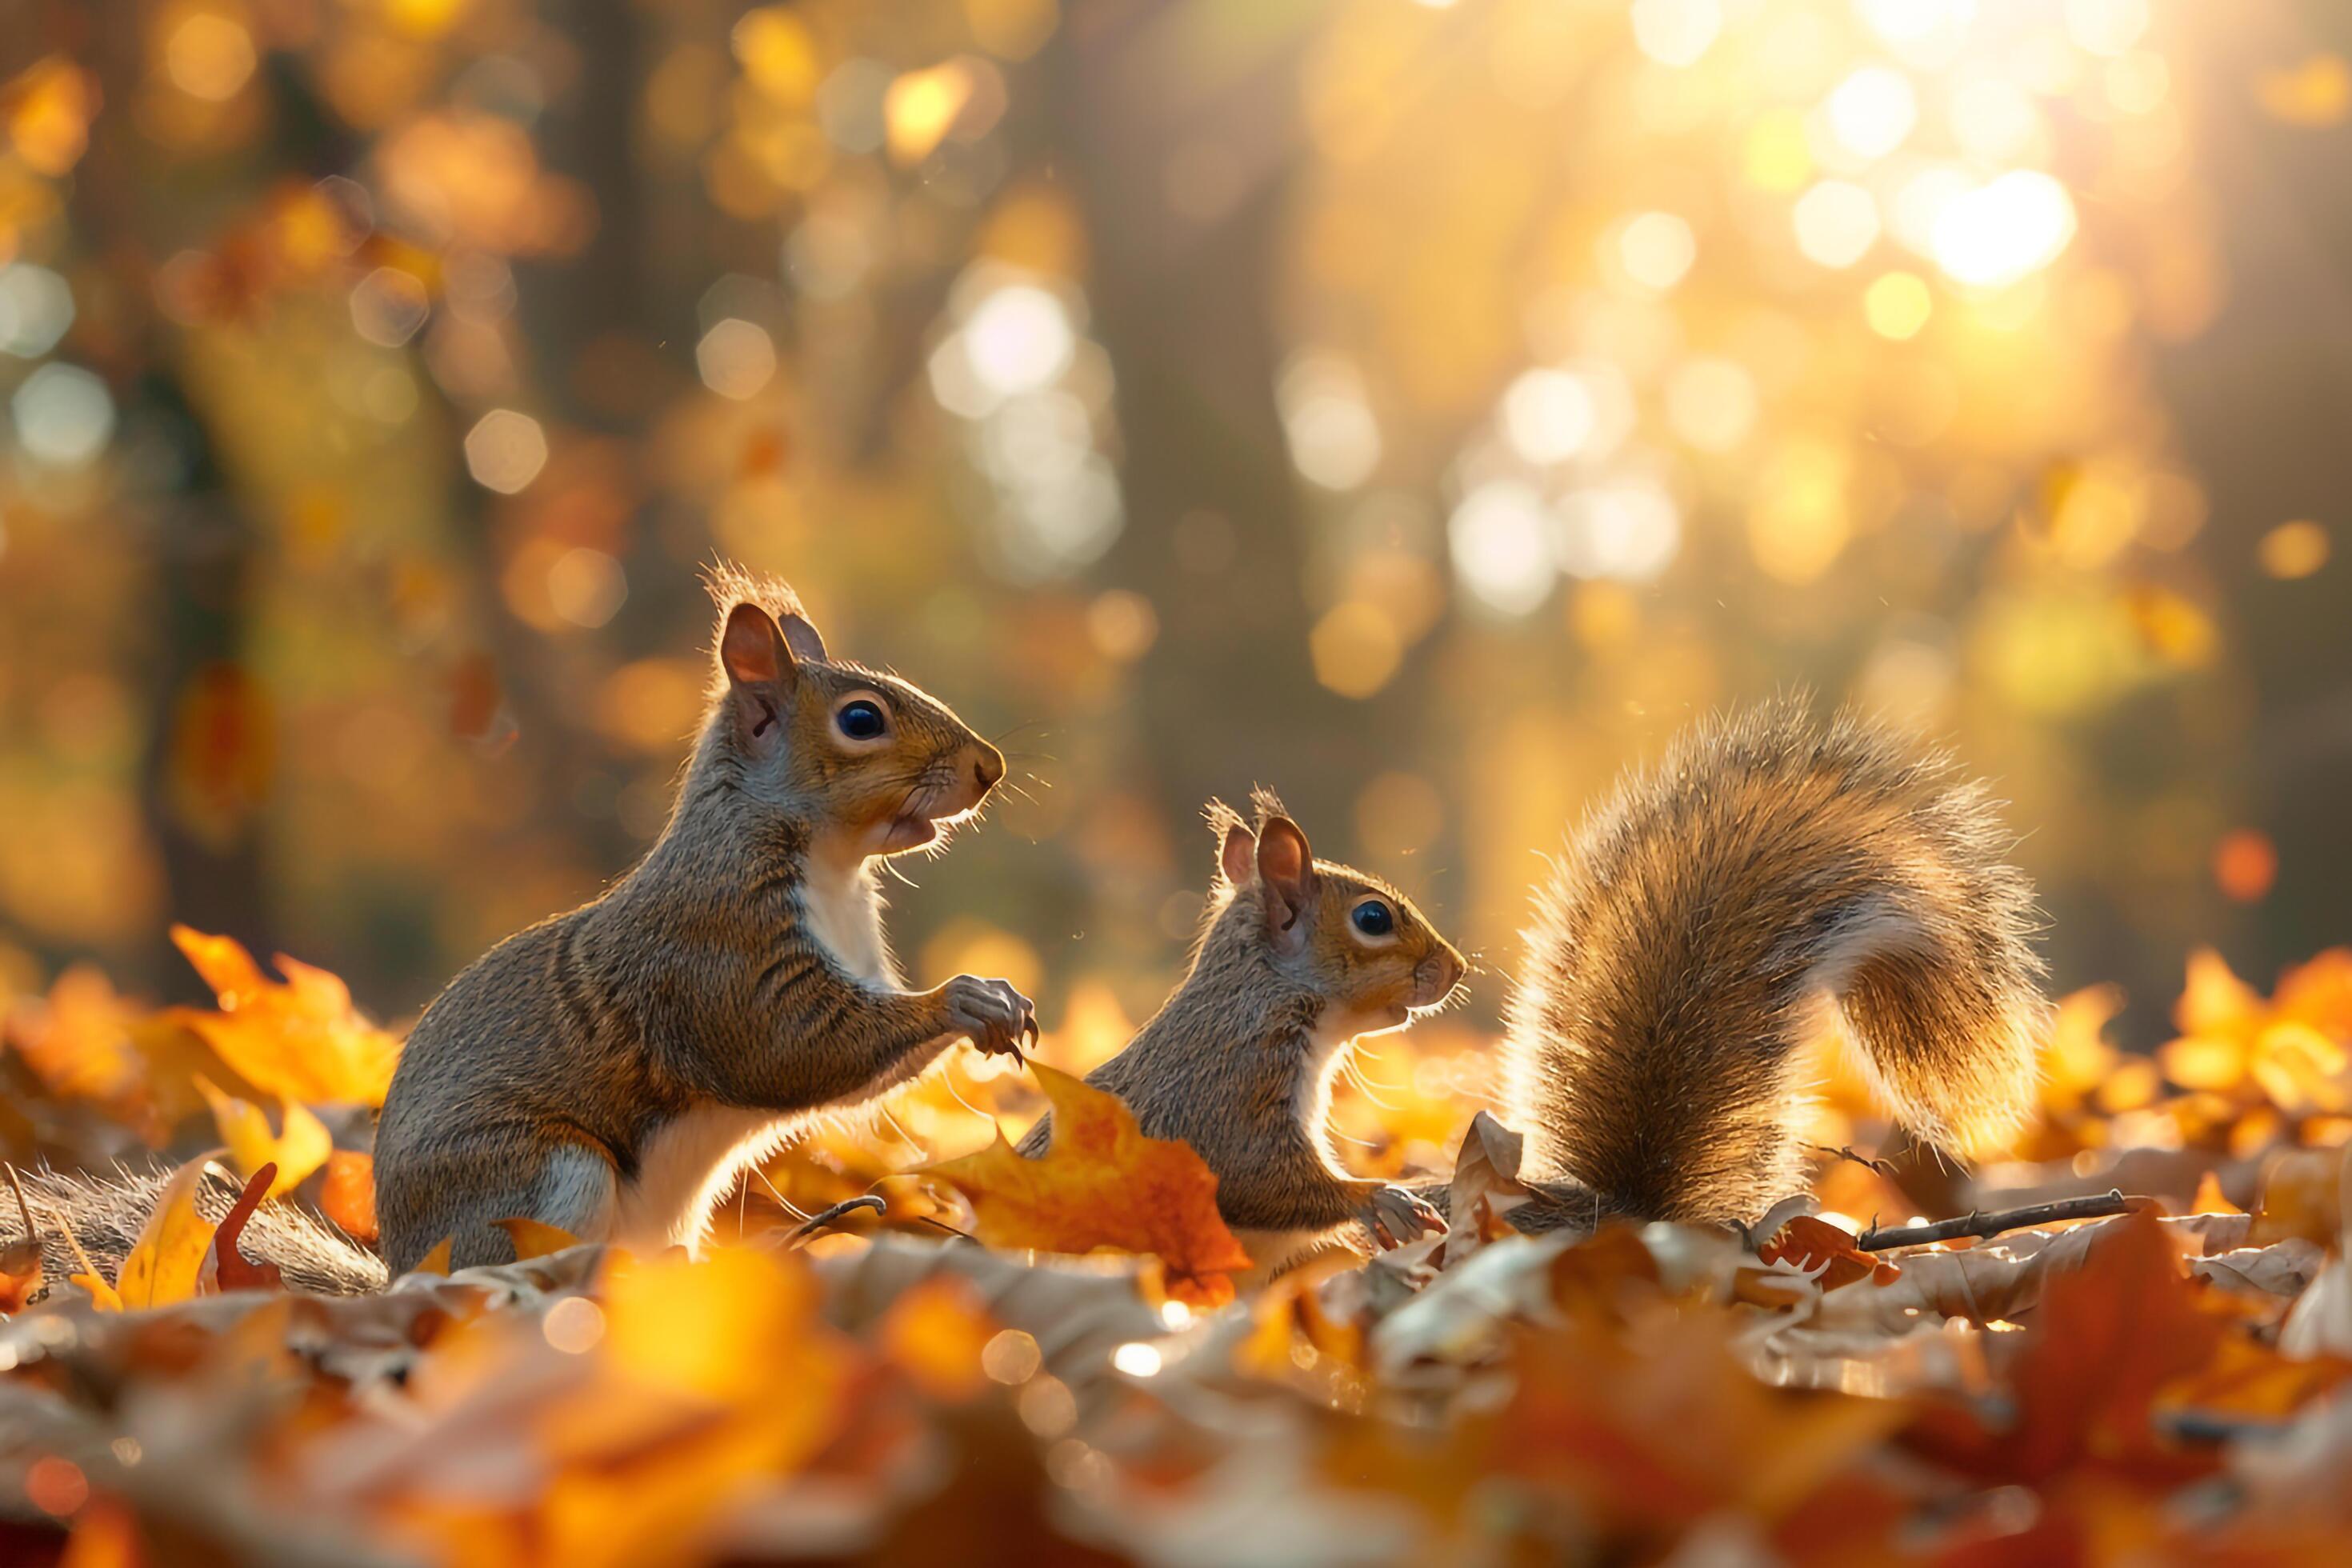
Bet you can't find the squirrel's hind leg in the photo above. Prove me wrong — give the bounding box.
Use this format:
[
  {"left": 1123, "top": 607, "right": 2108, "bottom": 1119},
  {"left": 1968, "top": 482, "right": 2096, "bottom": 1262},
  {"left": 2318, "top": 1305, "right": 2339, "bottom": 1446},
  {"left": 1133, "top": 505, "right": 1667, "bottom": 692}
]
[{"left": 388, "top": 1142, "right": 618, "bottom": 1274}]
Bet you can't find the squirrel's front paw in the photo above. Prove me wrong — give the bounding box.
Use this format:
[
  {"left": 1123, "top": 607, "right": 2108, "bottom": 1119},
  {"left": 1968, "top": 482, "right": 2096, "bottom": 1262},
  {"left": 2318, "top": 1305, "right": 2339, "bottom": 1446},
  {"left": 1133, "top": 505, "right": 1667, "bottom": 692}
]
[
  {"left": 1356, "top": 1184, "right": 1446, "bottom": 1250},
  {"left": 938, "top": 974, "right": 1038, "bottom": 1059}
]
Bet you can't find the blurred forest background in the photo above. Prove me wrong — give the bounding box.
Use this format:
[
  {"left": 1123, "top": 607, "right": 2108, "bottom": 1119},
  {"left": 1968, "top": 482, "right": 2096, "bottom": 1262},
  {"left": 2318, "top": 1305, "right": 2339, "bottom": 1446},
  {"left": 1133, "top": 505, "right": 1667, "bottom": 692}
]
[{"left": 2, "top": 0, "right": 2348, "bottom": 1059}]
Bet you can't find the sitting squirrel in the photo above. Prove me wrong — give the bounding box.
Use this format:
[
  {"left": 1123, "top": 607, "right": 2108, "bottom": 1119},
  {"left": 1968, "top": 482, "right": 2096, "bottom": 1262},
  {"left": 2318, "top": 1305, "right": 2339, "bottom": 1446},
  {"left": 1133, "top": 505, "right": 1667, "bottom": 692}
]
[
  {"left": 1018, "top": 789, "right": 1466, "bottom": 1266},
  {"left": 11, "top": 568, "right": 1035, "bottom": 1288},
  {"left": 1030, "top": 699, "right": 2045, "bottom": 1266}
]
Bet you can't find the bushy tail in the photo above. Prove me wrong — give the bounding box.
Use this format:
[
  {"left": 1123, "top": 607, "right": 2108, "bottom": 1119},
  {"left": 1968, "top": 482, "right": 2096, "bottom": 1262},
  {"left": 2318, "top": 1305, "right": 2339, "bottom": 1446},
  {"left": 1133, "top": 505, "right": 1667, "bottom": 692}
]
[
  {"left": 3, "top": 1165, "right": 387, "bottom": 1298},
  {"left": 1505, "top": 698, "right": 2047, "bottom": 1225}
]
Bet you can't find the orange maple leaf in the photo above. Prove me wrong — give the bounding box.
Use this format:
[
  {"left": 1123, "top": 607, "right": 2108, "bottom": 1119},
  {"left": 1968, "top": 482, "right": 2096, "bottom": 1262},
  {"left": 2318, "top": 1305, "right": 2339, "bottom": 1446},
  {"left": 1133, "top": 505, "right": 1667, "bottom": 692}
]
[
  {"left": 166, "top": 926, "right": 402, "bottom": 1106},
  {"left": 925, "top": 1063, "right": 1253, "bottom": 1306}
]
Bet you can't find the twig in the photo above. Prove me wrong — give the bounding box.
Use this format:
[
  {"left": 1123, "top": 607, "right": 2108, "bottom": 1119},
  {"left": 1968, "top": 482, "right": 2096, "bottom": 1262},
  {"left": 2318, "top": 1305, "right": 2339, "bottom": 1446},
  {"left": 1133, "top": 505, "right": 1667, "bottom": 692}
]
[
  {"left": 1808, "top": 1143, "right": 1900, "bottom": 1178},
  {"left": 910, "top": 1214, "right": 978, "bottom": 1246},
  {"left": 1858, "top": 1190, "right": 2150, "bottom": 1251},
  {"left": 783, "top": 1195, "right": 887, "bottom": 1248},
  {"left": 4, "top": 1164, "right": 35, "bottom": 1242}
]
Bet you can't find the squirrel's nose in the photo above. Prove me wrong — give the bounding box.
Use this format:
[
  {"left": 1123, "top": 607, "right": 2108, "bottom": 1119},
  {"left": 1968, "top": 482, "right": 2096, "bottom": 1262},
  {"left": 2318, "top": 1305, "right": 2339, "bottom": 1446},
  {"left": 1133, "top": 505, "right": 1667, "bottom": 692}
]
[
  {"left": 1415, "top": 950, "right": 1465, "bottom": 1006},
  {"left": 973, "top": 745, "right": 1006, "bottom": 794}
]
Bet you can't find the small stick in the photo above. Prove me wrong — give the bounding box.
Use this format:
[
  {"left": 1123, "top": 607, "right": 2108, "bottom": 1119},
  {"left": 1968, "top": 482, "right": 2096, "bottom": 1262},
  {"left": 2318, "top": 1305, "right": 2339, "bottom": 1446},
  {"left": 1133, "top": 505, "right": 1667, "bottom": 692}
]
[
  {"left": 1808, "top": 1143, "right": 1900, "bottom": 1178},
  {"left": 783, "top": 1194, "right": 887, "bottom": 1247},
  {"left": 1858, "top": 1189, "right": 2150, "bottom": 1251},
  {"left": 910, "top": 1213, "right": 978, "bottom": 1246},
  {"left": 4, "top": 1164, "right": 36, "bottom": 1242}
]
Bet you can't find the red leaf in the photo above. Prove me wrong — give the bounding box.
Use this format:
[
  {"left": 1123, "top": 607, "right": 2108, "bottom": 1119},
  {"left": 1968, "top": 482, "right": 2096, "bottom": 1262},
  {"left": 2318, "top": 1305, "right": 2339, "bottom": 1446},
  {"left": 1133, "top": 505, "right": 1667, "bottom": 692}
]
[{"left": 210, "top": 1163, "right": 285, "bottom": 1293}]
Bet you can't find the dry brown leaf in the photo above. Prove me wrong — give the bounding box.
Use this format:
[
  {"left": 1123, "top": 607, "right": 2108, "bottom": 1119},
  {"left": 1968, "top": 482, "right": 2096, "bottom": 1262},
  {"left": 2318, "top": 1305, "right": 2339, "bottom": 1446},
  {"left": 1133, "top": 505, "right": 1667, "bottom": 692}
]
[{"left": 1758, "top": 1215, "right": 1902, "bottom": 1290}]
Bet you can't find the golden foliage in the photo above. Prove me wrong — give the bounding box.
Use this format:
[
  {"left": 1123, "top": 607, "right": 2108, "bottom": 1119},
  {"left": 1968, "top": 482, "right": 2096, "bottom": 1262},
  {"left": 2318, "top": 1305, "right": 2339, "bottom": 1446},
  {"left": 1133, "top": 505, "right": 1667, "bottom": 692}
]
[
  {"left": 166, "top": 925, "right": 402, "bottom": 1107},
  {"left": 926, "top": 1063, "right": 1254, "bottom": 1305}
]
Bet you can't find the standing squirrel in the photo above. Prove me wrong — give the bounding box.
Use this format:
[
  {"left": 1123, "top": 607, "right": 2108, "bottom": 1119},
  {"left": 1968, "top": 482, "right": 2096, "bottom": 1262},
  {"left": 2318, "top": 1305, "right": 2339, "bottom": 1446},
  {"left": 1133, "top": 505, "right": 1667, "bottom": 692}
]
[
  {"left": 1018, "top": 788, "right": 1466, "bottom": 1266},
  {"left": 10, "top": 569, "right": 1035, "bottom": 1289},
  {"left": 1030, "top": 700, "right": 2045, "bottom": 1264}
]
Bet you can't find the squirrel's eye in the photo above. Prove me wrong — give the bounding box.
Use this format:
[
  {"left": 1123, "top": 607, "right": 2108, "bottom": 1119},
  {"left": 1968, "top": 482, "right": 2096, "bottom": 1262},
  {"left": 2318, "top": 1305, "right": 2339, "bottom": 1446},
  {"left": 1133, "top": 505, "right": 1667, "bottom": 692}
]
[
  {"left": 836, "top": 700, "right": 888, "bottom": 741},
  {"left": 1351, "top": 901, "right": 1394, "bottom": 938}
]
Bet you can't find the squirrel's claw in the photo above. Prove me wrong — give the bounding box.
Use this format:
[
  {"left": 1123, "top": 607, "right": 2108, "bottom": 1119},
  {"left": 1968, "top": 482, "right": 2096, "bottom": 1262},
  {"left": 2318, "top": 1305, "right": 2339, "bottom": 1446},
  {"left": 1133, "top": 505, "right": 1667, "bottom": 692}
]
[
  {"left": 941, "top": 974, "right": 1035, "bottom": 1060},
  {"left": 1358, "top": 1184, "right": 1446, "bottom": 1250}
]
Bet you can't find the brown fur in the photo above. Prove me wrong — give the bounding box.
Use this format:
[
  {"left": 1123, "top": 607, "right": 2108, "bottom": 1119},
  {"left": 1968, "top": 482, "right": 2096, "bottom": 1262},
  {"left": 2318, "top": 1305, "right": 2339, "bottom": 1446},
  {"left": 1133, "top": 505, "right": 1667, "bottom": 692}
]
[
  {"left": 1504, "top": 697, "right": 2046, "bottom": 1224},
  {"left": 1022, "top": 791, "right": 1466, "bottom": 1266},
  {"left": 370, "top": 567, "right": 1030, "bottom": 1275}
]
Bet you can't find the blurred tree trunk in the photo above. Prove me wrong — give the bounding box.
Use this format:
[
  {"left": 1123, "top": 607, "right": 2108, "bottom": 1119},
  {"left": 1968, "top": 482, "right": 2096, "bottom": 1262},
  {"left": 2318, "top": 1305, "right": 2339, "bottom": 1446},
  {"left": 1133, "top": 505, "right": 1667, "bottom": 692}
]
[
  {"left": 68, "top": 0, "right": 279, "bottom": 989},
  {"left": 1052, "top": 5, "right": 1368, "bottom": 828},
  {"left": 2152, "top": 3, "right": 2352, "bottom": 997}
]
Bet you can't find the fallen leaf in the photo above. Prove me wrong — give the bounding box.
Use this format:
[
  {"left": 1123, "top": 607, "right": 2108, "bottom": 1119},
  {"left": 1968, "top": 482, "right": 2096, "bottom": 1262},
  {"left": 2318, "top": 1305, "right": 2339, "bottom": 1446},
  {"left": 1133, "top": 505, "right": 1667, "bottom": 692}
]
[
  {"left": 1759, "top": 1215, "right": 1902, "bottom": 1290},
  {"left": 2189, "top": 1170, "right": 2242, "bottom": 1215},
  {"left": 878, "top": 1273, "right": 998, "bottom": 1402},
  {"left": 1437, "top": 1110, "right": 1534, "bottom": 1268},
  {"left": 196, "top": 1075, "right": 332, "bottom": 1196},
  {"left": 925, "top": 1063, "right": 1254, "bottom": 1306},
  {"left": 0, "top": 1234, "right": 39, "bottom": 1314},
  {"left": 166, "top": 926, "right": 402, "bottom": 1106},
  {"left": 116, "top": 1151, "right": 228, "bottom": 1310},
  {"left": 1914, "top": 1208, "right": 2225, "bottom": 1483},
  {"left": 321, "top": 1150, "right": 379, "bottom": 1242},
  {"left": 202, "top": 1164, "right": 286, "bottom": 1293},
  {"left": 492, "top": 1217, "right": 584, "bottom": 1261},
  {"left": 2253, "top": 1146, "right": 2343, "bottom": 1246}
]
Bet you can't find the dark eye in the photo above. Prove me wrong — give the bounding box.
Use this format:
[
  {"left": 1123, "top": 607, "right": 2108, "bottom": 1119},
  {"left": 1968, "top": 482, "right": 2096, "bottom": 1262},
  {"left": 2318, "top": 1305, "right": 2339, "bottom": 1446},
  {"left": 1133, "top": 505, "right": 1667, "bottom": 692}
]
[
  {"left": 836, "top": 700, "right": 888, "bottom": 741},
  {"left": 1351, "top": 901, "right": 1394, "bottom": 938}
]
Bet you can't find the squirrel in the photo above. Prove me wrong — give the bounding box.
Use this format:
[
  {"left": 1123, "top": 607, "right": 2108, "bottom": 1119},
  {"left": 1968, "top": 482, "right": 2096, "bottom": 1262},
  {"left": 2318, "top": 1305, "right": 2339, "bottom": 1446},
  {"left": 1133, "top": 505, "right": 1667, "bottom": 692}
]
[
  {"left": 1017, "top": 787, "right": 1466, "bottom": 1267},
  {"left": 1025, "top": 699, "right": 2045, "bottom": 1265},
  {"left": 7, "top": 567, "right": 1036, "bottom": 1290}
]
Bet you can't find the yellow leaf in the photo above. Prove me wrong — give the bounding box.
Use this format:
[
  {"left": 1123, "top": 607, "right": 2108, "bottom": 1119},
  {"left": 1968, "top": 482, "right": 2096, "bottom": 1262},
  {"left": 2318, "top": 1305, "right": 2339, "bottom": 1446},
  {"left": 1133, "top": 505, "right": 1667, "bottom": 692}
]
[
  {"left": 2190, "top": 1170, "right": 2242, "bottom": 1216},
  {"left": 2177, "top": 947, "right": 2262, "bottom": 1038},
  {"left": 70, "top": 1271, "right": 122, "bottom": 1311},
  {"left": 117, "top": 1151, "right": 226, "bottom": 1309},
  {"left": 166, "top": 926, "right": 402, "bottom": 1106},
  {"left": 2161, "top": 1034, "right": 2247, "bottom": 1093},
  {"left": 195, "top": 1077, "right": 331, "bottom": 1197},
  {"left": 926, "top": 1063, "right": 1254, "bottom": 1305},
  {"left": 878, "top": 1274, "right": 997, "bottom": 1402},
  {"left": 492, "top": 1216, "right": 584, "bottom": 1261}
]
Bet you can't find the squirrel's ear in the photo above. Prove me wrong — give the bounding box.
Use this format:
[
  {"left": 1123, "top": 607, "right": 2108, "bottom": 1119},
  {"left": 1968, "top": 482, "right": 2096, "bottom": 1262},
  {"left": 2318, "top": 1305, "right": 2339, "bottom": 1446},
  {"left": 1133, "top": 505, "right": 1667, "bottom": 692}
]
[
  {"left": 1255, "top": 816, "right": 1318, "bottom": 947},
  {"left": 720, "top": 604, "right": 797, "bottom": 750},
  {"left": 1218, "top": 822, "right": 1257, "bottom": 887},
  {"left": 720, "top": 602, "right": 796, "bottom": 687},
  {"left": 776, "top": 610, "right": 827, "bottom": 665}
]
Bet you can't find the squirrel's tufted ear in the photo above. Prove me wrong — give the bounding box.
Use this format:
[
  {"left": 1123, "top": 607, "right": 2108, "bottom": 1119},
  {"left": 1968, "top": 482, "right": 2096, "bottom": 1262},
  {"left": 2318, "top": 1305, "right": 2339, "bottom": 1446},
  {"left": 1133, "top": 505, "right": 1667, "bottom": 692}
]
[
  {"left": 1255, "top": 816, "right": 1318, "bottom": 948},
  {"left": 776, "top": 610, "right": 827, "bottom": 665},
  {"left": 1218, "top": 822, "right": 1257, "bottom": 887},
  {"left": 720, "top": 602, "right": 796, "bottom": 687},
  {"left": 720, "top": 602, "right": 798, "bottom": 751}
]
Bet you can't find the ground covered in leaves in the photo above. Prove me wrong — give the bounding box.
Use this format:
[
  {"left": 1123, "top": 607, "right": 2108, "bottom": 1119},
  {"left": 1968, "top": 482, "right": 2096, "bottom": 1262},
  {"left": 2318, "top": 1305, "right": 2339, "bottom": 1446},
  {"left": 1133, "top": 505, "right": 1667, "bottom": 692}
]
[{"left": 6, "top": 934, "right": 2352, "bottom": 1565}]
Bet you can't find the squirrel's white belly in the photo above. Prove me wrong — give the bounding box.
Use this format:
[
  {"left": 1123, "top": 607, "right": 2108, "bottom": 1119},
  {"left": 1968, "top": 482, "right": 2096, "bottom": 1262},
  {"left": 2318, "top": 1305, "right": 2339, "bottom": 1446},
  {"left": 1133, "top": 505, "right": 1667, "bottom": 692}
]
[
  {"left": 613, "top": 854, "right": 898, "bottom": 1257},
  {"left": 613, "top": 1104, "right": 796, "bottom": 1255}
]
